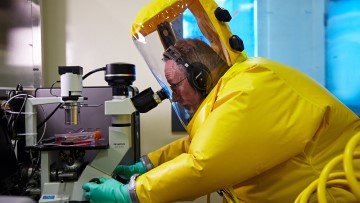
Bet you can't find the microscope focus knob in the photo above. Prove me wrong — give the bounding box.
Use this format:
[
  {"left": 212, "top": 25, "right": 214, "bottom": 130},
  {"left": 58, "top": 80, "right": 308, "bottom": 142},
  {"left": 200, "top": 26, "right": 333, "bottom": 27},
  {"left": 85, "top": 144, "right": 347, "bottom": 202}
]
[{"left": 89, "top": 178, "right": 101, "bottom": 184}]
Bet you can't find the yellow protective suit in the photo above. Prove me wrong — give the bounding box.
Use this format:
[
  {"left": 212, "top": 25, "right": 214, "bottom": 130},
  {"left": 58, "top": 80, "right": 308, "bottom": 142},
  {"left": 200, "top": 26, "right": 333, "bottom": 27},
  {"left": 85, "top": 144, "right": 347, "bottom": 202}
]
[{"left": 134, "top": 56, "right": 360, "bottom": 202}]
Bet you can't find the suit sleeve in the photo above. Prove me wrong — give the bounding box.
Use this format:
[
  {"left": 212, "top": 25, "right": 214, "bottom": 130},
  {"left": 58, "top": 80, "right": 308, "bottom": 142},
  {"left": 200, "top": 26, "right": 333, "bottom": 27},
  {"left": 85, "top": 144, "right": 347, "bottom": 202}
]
[{"left": 147, "top": 136, "right": 191, "bottom": 167}]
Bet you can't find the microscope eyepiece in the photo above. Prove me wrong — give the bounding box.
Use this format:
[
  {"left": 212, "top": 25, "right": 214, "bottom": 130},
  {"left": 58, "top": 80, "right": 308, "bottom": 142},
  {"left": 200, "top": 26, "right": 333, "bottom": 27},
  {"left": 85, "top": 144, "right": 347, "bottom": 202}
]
[
  {"left": 156, "top": 88, "right": 168, "bottom": 101},
  {"left": 131, "top": 88, "right": 168, "bottom": 113}
]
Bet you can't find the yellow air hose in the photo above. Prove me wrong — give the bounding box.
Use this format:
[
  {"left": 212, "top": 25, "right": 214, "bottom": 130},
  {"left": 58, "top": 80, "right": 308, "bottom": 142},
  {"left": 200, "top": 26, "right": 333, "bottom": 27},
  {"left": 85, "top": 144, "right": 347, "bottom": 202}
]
[{"left": 295, "top": 132, "right": 360, "bottom": 203}]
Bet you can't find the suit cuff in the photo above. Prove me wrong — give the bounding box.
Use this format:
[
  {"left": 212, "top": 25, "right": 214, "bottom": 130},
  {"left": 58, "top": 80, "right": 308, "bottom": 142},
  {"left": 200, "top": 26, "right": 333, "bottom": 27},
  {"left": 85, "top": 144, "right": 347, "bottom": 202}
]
[
  {"left": 128, "top": 174, "right": 140, "bottom": 203},
  {"left": 140, "top": 155, "right": 154, "bottom": 171}
]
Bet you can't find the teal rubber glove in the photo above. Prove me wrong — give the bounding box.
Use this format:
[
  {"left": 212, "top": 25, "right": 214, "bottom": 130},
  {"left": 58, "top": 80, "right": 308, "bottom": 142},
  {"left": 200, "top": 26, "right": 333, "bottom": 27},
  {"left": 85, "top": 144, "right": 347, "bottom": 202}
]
[
  {"left": 82, "top": 177, "right": 131, "bottom": 203},
  {"left": 113, "top": 161, "right": 147, "bottom": 180}
]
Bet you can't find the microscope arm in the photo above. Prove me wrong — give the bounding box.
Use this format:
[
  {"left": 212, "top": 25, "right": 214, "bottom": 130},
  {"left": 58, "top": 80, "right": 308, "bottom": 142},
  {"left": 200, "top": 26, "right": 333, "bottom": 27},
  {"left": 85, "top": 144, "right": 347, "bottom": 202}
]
[{"left": 25, "top": 97, "right": 62, "bottom": 146}]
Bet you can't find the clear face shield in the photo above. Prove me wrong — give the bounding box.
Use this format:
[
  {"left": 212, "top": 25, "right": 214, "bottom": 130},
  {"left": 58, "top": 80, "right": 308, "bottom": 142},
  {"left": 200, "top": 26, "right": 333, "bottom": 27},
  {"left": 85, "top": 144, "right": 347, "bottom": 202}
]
[
  {"left": 131, "top": 0, "right": 245, "bottom": 128},
  {"left": 133, "top": 25, "right": 201, "bottom": 126}
]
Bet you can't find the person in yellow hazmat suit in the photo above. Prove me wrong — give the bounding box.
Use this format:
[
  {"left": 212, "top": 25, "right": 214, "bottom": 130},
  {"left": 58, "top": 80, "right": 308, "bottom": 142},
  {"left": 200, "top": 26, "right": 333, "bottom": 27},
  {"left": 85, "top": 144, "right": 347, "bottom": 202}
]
[{"left": 82, "top": 0, "right": 360, "bottom": 202}]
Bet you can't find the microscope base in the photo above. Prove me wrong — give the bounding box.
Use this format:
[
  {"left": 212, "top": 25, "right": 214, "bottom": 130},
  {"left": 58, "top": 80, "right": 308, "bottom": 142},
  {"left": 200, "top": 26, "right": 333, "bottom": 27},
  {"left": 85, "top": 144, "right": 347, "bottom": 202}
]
[
  {"left": 39, "top": 164, "right": 111, "bottom": 202},
  {"left": 38, "top": 182, "right": 72, "bottom": 203}
]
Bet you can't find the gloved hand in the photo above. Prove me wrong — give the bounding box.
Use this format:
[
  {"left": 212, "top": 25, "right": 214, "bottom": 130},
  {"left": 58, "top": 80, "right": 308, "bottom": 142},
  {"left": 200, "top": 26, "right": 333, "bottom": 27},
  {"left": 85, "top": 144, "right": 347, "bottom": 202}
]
[
  {"left": 82, "top": 177, "right": 130, "bottom": 203},
  {"left": 113, "top": 161, "right": 147, "bottom": 180}
]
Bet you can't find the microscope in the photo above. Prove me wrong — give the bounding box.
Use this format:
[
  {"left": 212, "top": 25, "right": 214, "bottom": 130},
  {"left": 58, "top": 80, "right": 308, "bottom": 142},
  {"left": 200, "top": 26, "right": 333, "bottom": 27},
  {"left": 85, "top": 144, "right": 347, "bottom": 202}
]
[
  {"left": 25, "top": 66, "right": 84, "bottom": 147},
  {"left": 24, "top": 63, "right": 167, "bottom": 202}
]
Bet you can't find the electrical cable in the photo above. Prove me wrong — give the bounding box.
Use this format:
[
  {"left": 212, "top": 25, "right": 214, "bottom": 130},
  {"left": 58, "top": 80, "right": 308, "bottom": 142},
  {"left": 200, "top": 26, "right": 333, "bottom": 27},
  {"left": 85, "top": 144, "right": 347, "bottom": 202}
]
[
  {"left": 36, "top": 103, "right": 61, "bottom": 130},
  {"left": 36, "top": 67, "right": 106, "bottom": 130},
  {"left": 2, "top": 86, "right": 44, "bottom": 196},
  {"left": 3, "top": 94, "right": 33, "bottom": 141},
  {"left": 36, "top": 80, "right": 60, "bottom": 131},
  {"left": 37, "top": 105, "right": 47, "bottom": 144},
  {"left": 13, "top": 94, "right": 27, "bottom": 127},
  {"left": 82, "top": 67, "right": 105, "bottom": 80},
  {"left": 50, "top": 80, "right": 60, "bottom": 97}
]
